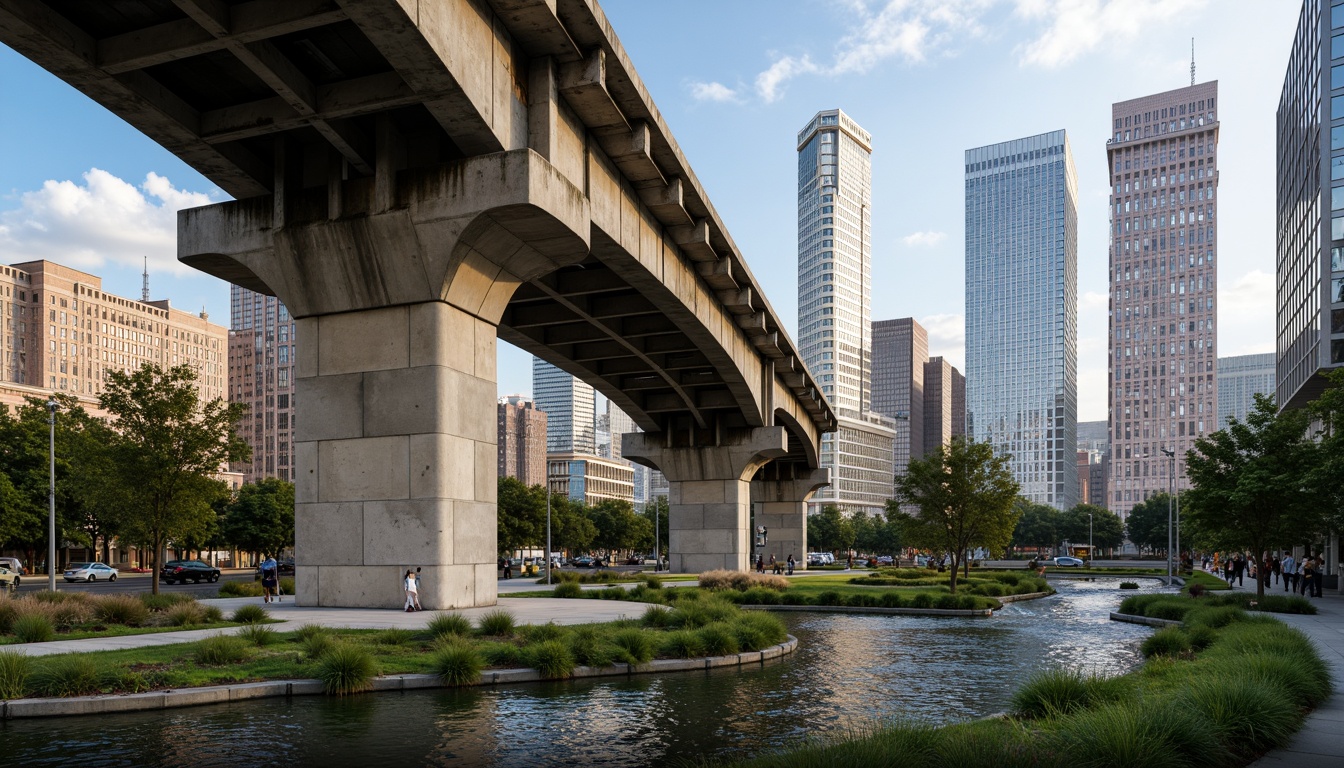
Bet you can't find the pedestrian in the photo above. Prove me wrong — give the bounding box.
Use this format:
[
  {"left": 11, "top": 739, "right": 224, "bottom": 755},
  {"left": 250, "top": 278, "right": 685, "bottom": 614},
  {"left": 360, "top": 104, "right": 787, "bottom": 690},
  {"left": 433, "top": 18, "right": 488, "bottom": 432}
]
[
  {"left": 403, "top": 569, "right": 418, "bottom": 612},
  {"left": 769, "top": 553, "right": 778, "bottom": 574},
  {"left": 260, "top": 555, "right": 278, "bottom": 604},
  {"left": 1282, "top": 552, "right": 1296, "bottom": 593},
  {"left": 846, "top": 553, "right": 854, "bottom": 571},
  {"left": 1271, "top": 554, "right": 1282, "bottom": 586},
  {"left": 786, "top": 554, "right": 795, "bottom": 576},
  {"left": 1300, "top": 555, "right": 1315, "bottom": 597},
  {"left": 1313, "top": 554, "right": 1325, "bottom": 598},
  {"left": 503, "top": 557, "right": 513, "bottom": 580},
  {"left": 413, "top": 567, "right": 424, "bottom": 610}
]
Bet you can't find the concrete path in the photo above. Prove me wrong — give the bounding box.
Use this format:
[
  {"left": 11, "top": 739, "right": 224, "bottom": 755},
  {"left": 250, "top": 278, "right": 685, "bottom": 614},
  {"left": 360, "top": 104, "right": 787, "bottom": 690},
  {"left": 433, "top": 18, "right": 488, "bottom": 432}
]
[
  {"left": 1211, "top": 575, "right": 1344, "bottom": 767},
  {"left": 2, "top": 594, "right": 654, "bottom": 658}
]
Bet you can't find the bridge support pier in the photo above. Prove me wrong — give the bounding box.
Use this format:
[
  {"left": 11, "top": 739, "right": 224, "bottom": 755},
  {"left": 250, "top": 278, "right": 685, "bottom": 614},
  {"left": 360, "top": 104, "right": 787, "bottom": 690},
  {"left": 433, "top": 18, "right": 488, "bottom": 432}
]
[
  {"left": 624, "top": 428, "right": 788, "bottom": 573},
  {"left": 750, "top": 469, "right": 830, "bottom": 571}
]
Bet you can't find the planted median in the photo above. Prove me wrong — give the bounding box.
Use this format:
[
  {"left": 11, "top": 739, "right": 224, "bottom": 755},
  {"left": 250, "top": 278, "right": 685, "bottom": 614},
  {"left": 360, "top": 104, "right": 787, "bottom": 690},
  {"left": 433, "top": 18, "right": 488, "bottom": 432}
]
[{"left": 0, "top": 591, "right": 254, "bottom": 645}]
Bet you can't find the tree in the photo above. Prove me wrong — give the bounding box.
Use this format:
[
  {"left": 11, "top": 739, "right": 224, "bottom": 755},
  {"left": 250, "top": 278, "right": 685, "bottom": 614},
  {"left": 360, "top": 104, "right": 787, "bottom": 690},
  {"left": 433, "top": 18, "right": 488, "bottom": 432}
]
[
  {"left": 100, "top": 364, "right": 250, "bottom": 594},
  {"left": 1125, "top": 494, "right": 1172, "bottom": 554},
  {"left": 1309, "top": 369, "right": 1344, "bottom": 535},
  {"left": 1061, "top": 504, "right": 1124, "bottom": 555},
  {"left": 589, "top": 499, "right": 651, "bottom": 555},
  {"left": 550, "top": 494, "right": 596, "bottom": 554},
  {"left": 1184, "top": 393, "right": 1321, "bottom": 598},
  {"left": 1010, "top": 499, "right": 1059, "bottom": 554},
  {"left": 221, "top": 478, "right": 295, "bottom": 558},
  {"left": 807, "top": 505, "right": 854, "bottom": 555},
  {"left": 896, "top": 437, "right": 1020, "bottom": 593},
  {"left": 497, "top": 477, "right": 545, "bottom": 555},
  {"left": 641, "top": 496, "right": 669, "bottom": 557}
]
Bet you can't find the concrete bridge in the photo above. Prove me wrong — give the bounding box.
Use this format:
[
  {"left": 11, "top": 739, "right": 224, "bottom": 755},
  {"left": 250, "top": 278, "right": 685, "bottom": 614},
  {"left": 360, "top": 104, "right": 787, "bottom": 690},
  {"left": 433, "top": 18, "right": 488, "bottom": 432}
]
[{"left": 0, "top": 0, "right": 835, "bottom": 608}]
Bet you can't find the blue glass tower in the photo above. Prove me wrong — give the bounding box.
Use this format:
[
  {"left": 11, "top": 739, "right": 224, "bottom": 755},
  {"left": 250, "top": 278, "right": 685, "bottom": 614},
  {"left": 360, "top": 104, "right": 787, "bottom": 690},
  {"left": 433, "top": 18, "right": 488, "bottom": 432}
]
[{"left": 964, "top": 130, "right": 1078, "bottom": 510}]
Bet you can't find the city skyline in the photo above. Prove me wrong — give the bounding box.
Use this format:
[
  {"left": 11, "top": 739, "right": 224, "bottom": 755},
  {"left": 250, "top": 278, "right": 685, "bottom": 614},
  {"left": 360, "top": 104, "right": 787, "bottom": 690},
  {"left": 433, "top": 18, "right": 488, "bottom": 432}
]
[{"left": 0, "top": 2, "right": 1301, "bottom": 423}]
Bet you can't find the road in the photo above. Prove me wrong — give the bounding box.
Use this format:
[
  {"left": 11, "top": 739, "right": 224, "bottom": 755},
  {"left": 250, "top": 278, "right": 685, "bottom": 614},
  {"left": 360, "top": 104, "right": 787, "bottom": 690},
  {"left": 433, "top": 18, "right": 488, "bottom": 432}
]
[{"left": 12, "top": 569, "right": 256, "bottom": 599}]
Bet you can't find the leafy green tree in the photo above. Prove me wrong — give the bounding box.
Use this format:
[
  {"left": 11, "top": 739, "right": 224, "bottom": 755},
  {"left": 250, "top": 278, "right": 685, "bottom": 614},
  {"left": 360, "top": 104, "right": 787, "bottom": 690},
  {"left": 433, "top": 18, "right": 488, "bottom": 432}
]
[
  {"left": 497, "top": 476, "right": 545, "bottom": 555},
  {"left": 1010, "top": 499, "right": 1059, "bottom": 554},
  {"left": 100, "top": 364, "right": 250, "bottom": 594},
  {"left": 589, "top": 499, "right": 651, "bottom": 556},
  {"left": 1060, "top": 504, "right": 1124, "bottom": 555},
  {"left": 1184, "top": 394, "right": 1321, "bottom": 598},
  {"left": 221, "top": 478, "right": 295, "bottom": 558},
  {"left": 641, "top": 495, "right": 669, "bottom": 557},
  {"left": 1309, "top": 369, "right": 1344, "bottom": 535},
  {"left": 551, "top": 494, "right": 596, "bottom": 554},
  {"left": 807, "top": 505, "right": 854, "bottom": 555},
  {"left": 1125, "top": 494, "right": 1172, "bottom": 555},
  {"left": 896, "top": 437, "right": 1020, "bottom": 593}
]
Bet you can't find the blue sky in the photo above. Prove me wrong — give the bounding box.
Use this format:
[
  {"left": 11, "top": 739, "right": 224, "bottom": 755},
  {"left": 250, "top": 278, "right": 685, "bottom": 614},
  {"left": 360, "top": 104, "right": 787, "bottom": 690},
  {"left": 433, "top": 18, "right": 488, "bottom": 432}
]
[{"left": 0, "top": 0, "right": 1300, "bottom": 420}]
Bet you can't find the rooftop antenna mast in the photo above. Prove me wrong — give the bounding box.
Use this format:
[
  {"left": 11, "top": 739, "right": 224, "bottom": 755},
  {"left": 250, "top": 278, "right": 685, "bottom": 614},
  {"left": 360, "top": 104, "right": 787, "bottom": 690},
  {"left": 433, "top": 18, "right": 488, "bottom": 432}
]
[
  {"left": 141, "top": 255, "right": 150, "bottom": 302},
  {"left": 1190, "top": 38, "right": 1195, "bottom": 86}
]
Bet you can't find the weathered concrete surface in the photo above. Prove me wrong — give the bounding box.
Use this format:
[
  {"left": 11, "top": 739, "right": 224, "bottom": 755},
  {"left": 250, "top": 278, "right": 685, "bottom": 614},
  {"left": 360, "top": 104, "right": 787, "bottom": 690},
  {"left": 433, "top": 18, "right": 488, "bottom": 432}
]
[{"left": 751, "top": 469, "right": 830, "bottom": 570}]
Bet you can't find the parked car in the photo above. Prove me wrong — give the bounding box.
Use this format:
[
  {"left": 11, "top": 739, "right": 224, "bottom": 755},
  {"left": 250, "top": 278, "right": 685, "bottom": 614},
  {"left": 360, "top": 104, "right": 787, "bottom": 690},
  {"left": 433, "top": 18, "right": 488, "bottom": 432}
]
[
  {"left": 0, "top": 556, "right": 26, "bottom": 575},
  {"left": 0, "top": 564, "right": 19, "bottom": 591},
  {"left": 806, "top": 553, "right": 828, "bottom": 567},
  {"left": 876, "top": 555, "right": 894, "bottom": 566},
  {"left": 570, "top": 556, "right": 595, "bottom": 568},
  {"left": 63, "top": 562, "right": 118, "bottom": 582},
  {"left": 914, "top": 554, "right": 930, "bottom": 567},
  {"left": 160, "top": 560, "right": 221, "bottom": 584},
  {"left": 1053, "top": 556, "right": 1086, "bottom": 567}
]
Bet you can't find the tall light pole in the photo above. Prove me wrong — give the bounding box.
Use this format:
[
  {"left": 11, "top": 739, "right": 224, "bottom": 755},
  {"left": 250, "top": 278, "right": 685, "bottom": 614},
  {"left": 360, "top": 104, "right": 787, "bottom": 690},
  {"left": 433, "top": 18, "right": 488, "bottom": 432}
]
[
  {"left": 1088, "top": 512, "right": 1094, "bottom": 566},
  {"left": 1161, "top": 447, "right": 1175, "bottom": 586},
  {"left": 46, "top": 399, "right": 58, "bottom": 592},
  {"left": 545, "top": 487, "right": 552, "bottom": 585},
  {"left": 654, "top": 501, "right": 660, "bottom": 572}
]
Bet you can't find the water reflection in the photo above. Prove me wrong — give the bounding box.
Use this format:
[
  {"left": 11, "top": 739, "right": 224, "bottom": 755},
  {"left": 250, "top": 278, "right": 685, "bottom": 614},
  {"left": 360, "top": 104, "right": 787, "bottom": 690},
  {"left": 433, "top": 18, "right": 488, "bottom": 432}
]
[{"left": 0, "top": 578, "right": 1162, "bottom": 766}]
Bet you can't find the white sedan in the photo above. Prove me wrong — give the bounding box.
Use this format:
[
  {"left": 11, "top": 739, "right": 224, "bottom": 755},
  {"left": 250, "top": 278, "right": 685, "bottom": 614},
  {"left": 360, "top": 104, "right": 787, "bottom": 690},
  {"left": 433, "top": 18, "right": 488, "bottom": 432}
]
[
  {"left": 1052, "top": 556, "right": 1086, "bottom": 568},
  {"left": 63, "top": 562, "right": 119, "bottom": 582}
]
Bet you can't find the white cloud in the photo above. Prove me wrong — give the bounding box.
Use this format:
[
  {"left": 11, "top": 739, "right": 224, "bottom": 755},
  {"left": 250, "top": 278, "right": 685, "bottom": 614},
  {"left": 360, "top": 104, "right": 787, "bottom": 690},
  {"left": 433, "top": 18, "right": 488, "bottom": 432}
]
[
  {"left": 755, "top": 55, "right": 819, "bottom": 102},
  {"left": 689, "top": 81, "right": 740, "bottom": 103},
  {"left": 902, "top": 230, "right": 947, "bottom": 248},
  {"left": 1218, "top": 269, "right": 1274, "bottom": 355},
  {"left": 1079, "top": 290, "right": 1109, "bottom": 311},
  {"left": 0, "top": 169, "right": 216, "bottom": 277},
  {"left": 1013, "top": 0, "right": 1208, "bottom": 69},
  {"left": 920, "top": 312, "right": 965, "bottom": 370}
]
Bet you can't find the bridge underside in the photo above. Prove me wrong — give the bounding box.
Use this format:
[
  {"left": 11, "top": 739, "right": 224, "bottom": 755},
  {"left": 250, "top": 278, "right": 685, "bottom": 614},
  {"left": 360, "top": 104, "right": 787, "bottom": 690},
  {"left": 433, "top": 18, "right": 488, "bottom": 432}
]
[{"left": 1, "top": 0, "right": 836, "bottom": 608}]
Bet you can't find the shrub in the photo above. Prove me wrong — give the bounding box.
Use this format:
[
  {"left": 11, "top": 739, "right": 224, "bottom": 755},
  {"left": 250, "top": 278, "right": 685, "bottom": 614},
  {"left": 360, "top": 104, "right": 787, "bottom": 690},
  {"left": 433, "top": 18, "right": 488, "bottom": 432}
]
[
  {"left": 520, "top": 622, "right": 565, "bottom": 643},
  {"left": 847, "top": 593, "right": 881, "bottom": 608},
  {"left": 597, "top": 585, "right": 626, "bottom": 600},
  {"left": 697, "top": 622, "right": 741, "bottom": 656},
  {"left": 202, "top": 606, "right": 224, "bottom": 624},
  {"left": 163, "top": 602, "right": 204, "bottom": 627},
  {"left": 1141, "top": 627, "right": 1192, "bottom": 658},
  {"left": 296, "top": 623, "right": 328, "bottom": 641},
  {"left": 50, "top": 600, "right": 93, "bottom": 629},
  {"left": 196, "top": 634, "right": 251, "bottom": 665},
  {"left": 230, "top": 604, "right": 269, "bottom": 625},
  {"left": 781, "top": 591, "right": 809, "bottom": 605},
  {"left": 1187, "top": 582, "right": 1207, "bottom": 598},
  {"left": 11, "top": 612, "right": 55, "bottom": 643},
  {"left": 1179, "top": 672, "right": 1301, "bottom": 755},
  {"left": 1185, "top": 606, "right": 1245, "bottom": 630},
  {"left": 217, "top": 581, "right": 262, "bottom": 598},
  {"left": 1012, "top": 668, "right": 1130, "bottom": 719},
  {"left": 480, "top": 642, "right": 525, "bottom": 668},
  {"left": 426, "top": 613, "right": 472, "bottom": 640},
  {"left": 741, "top": 588, "right": 781, "bottom": 605},
  {"left": 431, "top": 641, "right": 485, "bottom": 686},
  {"left": 698, "top": 569, "right": 789, "bottom": 592},
  {"left": 1050, "top": 699, "right": 1224, "bottom": 768},
  {"left": 735, "top": 612, "right": 786, "bottom": 648},
  {"left": 640, "top": 605, "right": 673, "bottom": 628},
  {"left": 1119, "top": 581, "right": 1140, "bottom": 590},
  {"left": 815, "top": 590, "right": 843, "bottom": 606},
  {"left": 880, "top": 592, "right": 905, "bottom": 608},
  {"left": 1144, "top": 599, "right": 1196, "bottom": 622},
  {"left": 660, "top": 629, "right": 705, "bottom": 658},
  {"left": 477, "top": 609, "right": 516, "bottom": 637},
  {"left": 301, "top": 633, "right": 336, "bottom": 660},
  {"left": 526, "top": 639, "right": 575, "bottom": 678},
  {"left": 29, "top": 656, "right": 102, "bottom": 697},
  {"left": 909, "top": 593, "right": 934, "bottom": 609},
  {"left": 139, "top": 592, "right": 194, "bottom": 611},
  {"left": 643, "top": 576, "right": 663, "bottom": 590},
  {"left": 552, "top": 581, "right": 583, "bottom": 599},
  {"left": 374, "top": 628, "right": 416, "bottom": 646},
  {"left": 239, "top": 624, "right": 278, "bottom": 647},
  {"left": 610, "top": 628, "right": 655, "bottom": 664},
  {"left": 316, "top": 643, "right": 378, "bottom": 695},
  {"left": 567, "top": 626, "right": 615, "bottom": 668},
  {"left": 0, "top": 650, "right": 32, "bottom": 699}
]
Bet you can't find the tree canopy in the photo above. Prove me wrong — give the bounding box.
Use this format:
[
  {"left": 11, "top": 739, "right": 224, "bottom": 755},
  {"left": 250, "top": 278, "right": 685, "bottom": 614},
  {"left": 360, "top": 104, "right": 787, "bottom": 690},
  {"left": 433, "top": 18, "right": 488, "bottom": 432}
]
[
  {"left": 896, "top": 436, "right": 1020, "bottom": 592},
  {"left": 1009, "top": 499, "right": 1059, "bottom": 553},
  {"left": 1061, "top": 504, "right": 1124, "bottom": 554},
  {"left": 221, "top": 478, "right": 295, "bottom": 556},
  {"left": 807, "top": 505, "right": 855, "bottom": 554}
]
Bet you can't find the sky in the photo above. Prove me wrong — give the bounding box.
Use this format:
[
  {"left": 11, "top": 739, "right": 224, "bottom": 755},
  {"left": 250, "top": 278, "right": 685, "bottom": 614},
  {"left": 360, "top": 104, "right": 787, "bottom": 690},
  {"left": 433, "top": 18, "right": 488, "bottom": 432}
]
[{"left": 0, "top": 0, "right": 1302, "bottom": 422}]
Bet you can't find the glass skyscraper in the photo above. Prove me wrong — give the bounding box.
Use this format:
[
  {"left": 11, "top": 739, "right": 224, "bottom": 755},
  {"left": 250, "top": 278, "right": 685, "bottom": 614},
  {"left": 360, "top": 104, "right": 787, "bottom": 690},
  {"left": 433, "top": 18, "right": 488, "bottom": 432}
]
[
  {"left": 1278, "top": 0, "right": 1344, "bottom": 411},
  {"left": 965, "top": 130, "right": 1079, "bottom": 510},
  {"left": 228, "top": 285, "right": 296, "bottom": 482},
  {"left": 1217, "top": 353, "right": 1275, "bottom": 427},
  {"left": 797, "top": 108, "right": 894, "bottom": 514},
  {"left": 531, "top": 358, "right": 595, "bottom": 455}
]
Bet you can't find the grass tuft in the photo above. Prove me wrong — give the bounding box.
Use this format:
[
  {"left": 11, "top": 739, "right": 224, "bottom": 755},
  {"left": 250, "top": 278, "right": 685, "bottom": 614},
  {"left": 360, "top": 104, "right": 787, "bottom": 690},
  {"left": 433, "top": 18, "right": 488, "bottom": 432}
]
[
  {"left": 230, "top": 604, "right": 269, "bottom": 625},
  {"left": 426, "top": 613, "right": 473, "bottom": 641},
  {"left": 1011, "top": 668, "right": 1130, "bottom": 719},
  {"left": 238, "top": 624, "right": 278, "bottom": 647},
  {"left": 195, "top": 634, "right": 251, "bottom": 665},
  {"left": 315, "top": 643, "right": 377, "bottom": 695},
  {"left": 28, "top": 656, "right": 102, "bottom": 697},
  {"left": 476, "top": 609, "right": 516, "bottom": 637},
  {"left": 431, "top": 641, "right": 485, "bottom": 686},
  {"left": 525, "top": 639, "right": 575, "bottom": 679},
  {"left": 11, "top": 612, "right": 55, "bottom": 644},
  {"left": 0, "top": 650, "right": 32, "bottom": 699}
]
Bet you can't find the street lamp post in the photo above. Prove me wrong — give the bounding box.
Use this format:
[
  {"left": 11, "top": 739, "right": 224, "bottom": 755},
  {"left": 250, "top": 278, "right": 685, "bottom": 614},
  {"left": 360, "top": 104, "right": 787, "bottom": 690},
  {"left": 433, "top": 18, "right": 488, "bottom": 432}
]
[
  {"left": 545, "top": 489, "right": 552, "bottom": 585},
  {"left": 1161, "top": 447, "right": 1175, "bottom": 586},
  {"left": 46, "top": 399, "right": 57, "bottom": 592},
  {"left": 1088, "top": 512, "right": 1094, "bottom": 566}
]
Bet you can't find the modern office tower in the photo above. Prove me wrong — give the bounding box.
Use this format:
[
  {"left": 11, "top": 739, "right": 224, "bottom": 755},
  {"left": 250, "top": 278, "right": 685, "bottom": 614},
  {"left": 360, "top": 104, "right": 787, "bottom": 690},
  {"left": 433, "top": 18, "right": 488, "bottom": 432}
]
[
  {"left": 498, "top": 395, "right": 548, "bottom": 487},
  {"left": 228, "top": 285, "right": 297, "bottom": 482},
  {"left": 1217, "top": 353, "right": 1275, "bottom": 426},
  {"left": 872, "top": 318, "right": 927, "bottom": 476},
  {"left": 1107, "top": 81, "right": 1219, "bottom": 520},
  {"left": 965, "top": 130, "right": 1079, "bottom": 510},
  {"left": 1076, "top": 420, "right": 1110, "bottom": 510},
  {"left": 547, "top": 454, "right": 635, "bottom": 505},
  {"left": 1, "top": 259, "right": 226, "bottom": 409},
  {"left": 923, "top": 356, "right": 966, "bottom": 454},
  {"left": 1279, "top": 0, "right": 1344, "bottom": 410},
  {"left": 798, "top": 109, "right": 895, "bottom": 513},
  {"left": 532, "top": 357, "right": 595, "bottom": 455},
  {"left": 597, "top": 399, "right": 660, "bottom": 507},
  {"left": 1076, "top": 420, "right": 1110, "bottom": 454}
]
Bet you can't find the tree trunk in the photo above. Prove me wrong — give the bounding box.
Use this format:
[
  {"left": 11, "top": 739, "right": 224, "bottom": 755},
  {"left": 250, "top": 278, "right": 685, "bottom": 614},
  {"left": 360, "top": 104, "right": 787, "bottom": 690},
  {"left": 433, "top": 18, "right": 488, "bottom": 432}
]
[
  {"left": 963, "top": 550, "right": 970, "bottom": 579},
  {"left": 948, "top": 553, "right": 961, "bottom": 593},
  {"left": 151, "top": 537, "right": 162, "bottom": 595}
]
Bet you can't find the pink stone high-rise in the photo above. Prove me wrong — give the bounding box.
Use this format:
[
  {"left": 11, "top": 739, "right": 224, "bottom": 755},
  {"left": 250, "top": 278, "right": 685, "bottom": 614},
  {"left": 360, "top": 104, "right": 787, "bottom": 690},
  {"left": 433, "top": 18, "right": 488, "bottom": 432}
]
[{"left": 1106, "top": 82, "right": 1219, "bottom": 522}]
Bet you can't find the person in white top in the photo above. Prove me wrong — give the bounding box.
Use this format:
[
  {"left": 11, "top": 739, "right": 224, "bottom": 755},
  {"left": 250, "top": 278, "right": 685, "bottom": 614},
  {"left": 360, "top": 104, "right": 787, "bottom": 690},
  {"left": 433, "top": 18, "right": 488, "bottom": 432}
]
[
  {"left": 403, "top": 569, "right": 418, "bottom": 612},
  {"left": 1281, "top": 554, "right": 1296, "bottom": 593}
]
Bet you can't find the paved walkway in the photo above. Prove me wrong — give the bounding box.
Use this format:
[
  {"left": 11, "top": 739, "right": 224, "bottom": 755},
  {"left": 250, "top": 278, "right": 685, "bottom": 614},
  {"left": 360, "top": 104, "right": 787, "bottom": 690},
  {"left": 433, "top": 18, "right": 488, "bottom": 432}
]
[{"left": 1210, "top": 576, "right": 1344, "bottom": 767}]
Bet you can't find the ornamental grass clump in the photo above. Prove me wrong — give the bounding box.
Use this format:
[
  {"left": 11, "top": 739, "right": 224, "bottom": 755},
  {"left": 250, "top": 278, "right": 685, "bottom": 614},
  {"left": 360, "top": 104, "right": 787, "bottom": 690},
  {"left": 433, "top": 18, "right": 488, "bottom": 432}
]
[
  {"left": 1178, "top": 672, "right": 1301, "bottom": 756},
  {"left": 479, "top": 641, "right": 525, "bottom": 668},
  {"left": 28, "top": 656, "right": 102, "bottom": 697},
  {"left": 567, "top": 626, "right": 615, "bottom": 668},
  {"left": 373, "top": 628, "right": 416, "bottom": 646},
  {"left": 0, "top": 650, "right": 31, "bottom": 699},
  {"left": 659, "top": 629, "right": 705, "bottom": 658},
  {"left": 431, "top": 640, "right": 485, "bottom": 687},
  {"left": 230, "top": 604, "right": 269, "bottom": 624},
  {"left": 933, "top": 719, "right": 1039, "bottom": 768},
  {"left": 315, "top": 643, "right": 377, "bottom": 695},
  {"left": 1011, "top": 668, "right": 1131, "bottom": 719},
  {"left": 698, "top": 569, "right": 790, "bottom": 592},
  {"left": 1141, "top": 626, "right": 1192, "bottom": 658},
  {"left": 476, "top": 609, "right": 516, "bottom": 638},
  {"left": 239, "top": 624, "right": 277, "bottom": 647},
  {"left": 519, "top": 622, "right": 565, "bottom": 643},
  {"left": 696, "top": 622, "right": 741, "bottom": 657},
  {"left": 166, "top": 602, "right": 206, "bottom": 627},
  {"left": 138, "top": 592, "right": 193, "bottom": 611},
  {"left": 1049, "top": 698, "right": 1224, "bottom": 768},
  {"left": 301, "top": 632, "right": 336, "bottom": 660},
  {"left": 610, "top": 628, "right": 655, "bottom": 664},
  {"left": 295, "top": 623, "right": 328, "bottom": 641},
  {"left": 196, "top": 634, "right": 251, "bottom": 665},
  {"left": 426, "top": 613, "right": 472, "bottom": 641},
  {"left": 552, "top": 581, "right": 583, "bottom": 599},
  {"left": 10, "top": 612, "right": 55, "bottom": 644},
  {"left": 525, "top": 639, "right": 575, "bottom": 679},
  {"left": 49, "top": 599, "right": 93, "bottom": 629},
  {"left": 1184, "top": 605, "right": 1244, "bottom": 630}
]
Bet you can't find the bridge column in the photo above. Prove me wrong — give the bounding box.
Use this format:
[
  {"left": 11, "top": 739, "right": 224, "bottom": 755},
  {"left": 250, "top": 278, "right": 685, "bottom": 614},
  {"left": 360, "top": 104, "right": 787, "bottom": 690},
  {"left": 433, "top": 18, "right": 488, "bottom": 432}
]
[
  {"left": 751, "top": 469, "right": 830, "bottom": 571},
  {"left": 623, "top": 428, "right": 788, "bottom": 573}
]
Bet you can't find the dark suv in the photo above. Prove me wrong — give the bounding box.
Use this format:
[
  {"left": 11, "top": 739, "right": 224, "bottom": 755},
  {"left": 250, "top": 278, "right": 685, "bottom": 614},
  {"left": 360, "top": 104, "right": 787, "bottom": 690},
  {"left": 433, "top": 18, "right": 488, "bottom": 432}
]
[{"left": 160, "top": 560, "right": 221, "bottom": 584}]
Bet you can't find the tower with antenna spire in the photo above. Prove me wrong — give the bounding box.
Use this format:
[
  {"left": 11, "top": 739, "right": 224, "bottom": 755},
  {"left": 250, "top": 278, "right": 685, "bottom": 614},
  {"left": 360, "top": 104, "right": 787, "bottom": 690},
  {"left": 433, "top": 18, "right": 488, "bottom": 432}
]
[
  {"left": 141, "top": 255, "right": 150, "bottom": 302},
  {"left": 1191, "top": 38, "right": 1196, "bottom": 86}
]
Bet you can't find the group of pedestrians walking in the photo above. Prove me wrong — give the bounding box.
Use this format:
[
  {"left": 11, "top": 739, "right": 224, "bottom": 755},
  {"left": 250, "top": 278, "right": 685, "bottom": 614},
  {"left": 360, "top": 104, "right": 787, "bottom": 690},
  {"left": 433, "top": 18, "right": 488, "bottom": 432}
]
[{"left": 1202, "top": 550, "right": 1327, "bottom": 597}]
